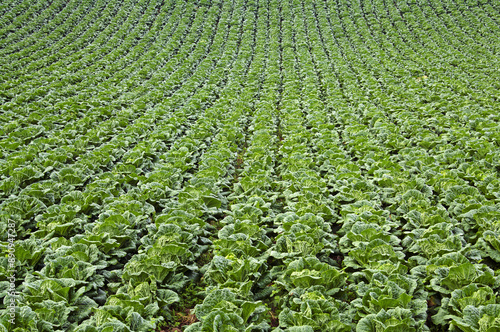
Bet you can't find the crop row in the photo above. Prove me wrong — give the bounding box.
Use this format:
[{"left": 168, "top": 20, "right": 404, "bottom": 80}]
[{"left": 1, "top": 0, "right": 499, "bottom": 331}]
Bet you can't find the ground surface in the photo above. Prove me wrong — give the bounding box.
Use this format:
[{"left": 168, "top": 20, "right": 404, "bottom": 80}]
[{"left": 1, "top": 0, "right": 500, "bottom": 331}]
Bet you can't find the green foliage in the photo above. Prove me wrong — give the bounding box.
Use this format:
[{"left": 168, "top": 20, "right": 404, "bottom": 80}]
[{"left": 1, "top": 0, "right": 499, "bottom": 331}]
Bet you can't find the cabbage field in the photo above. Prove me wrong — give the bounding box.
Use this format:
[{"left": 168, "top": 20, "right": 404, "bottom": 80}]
[{"left": 1, "top": 0, "right": 500, "bottom": 331}]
